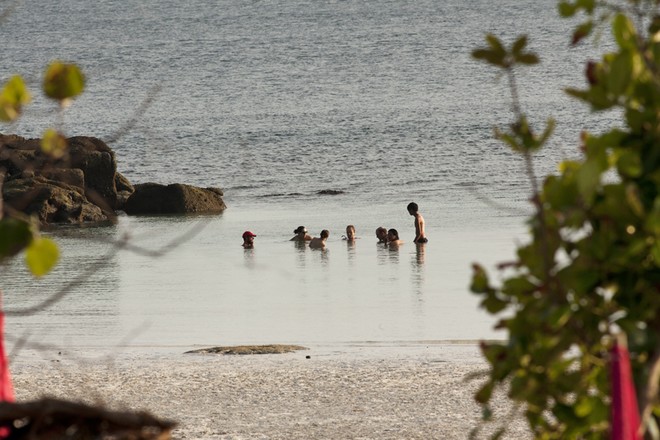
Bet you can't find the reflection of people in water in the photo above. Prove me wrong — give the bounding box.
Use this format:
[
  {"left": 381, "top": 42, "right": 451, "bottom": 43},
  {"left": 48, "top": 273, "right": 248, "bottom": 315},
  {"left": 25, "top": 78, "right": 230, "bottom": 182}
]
[
  {"left": 343, "top": 225, "right": 356, "bottom": 242},
  {"left": 415, "top": 242, "right": 426, "bottom": 264},
  {"left": 387, "top": 228, "right": 404, "bottom": 247},
  {"left": 290, "top": 226, "right": 312, "bottom": 242},
  {"left": 375, "top": 226, "right": 388, "bottom": 244},
  {"left": 407, "top": 202, "right": 428, "bottom": 244},
  {"left": 309, "top": 229, "right": 329, "bottom": 249},
  {"left": 242, "top": 231, "right": 256, "bottom": 248}
]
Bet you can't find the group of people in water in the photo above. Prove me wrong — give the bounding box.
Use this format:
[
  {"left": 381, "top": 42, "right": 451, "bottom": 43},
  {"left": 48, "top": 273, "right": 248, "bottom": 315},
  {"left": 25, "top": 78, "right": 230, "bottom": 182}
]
[{"left": 242, "top": 202, "right": 427, "bottom": 249}]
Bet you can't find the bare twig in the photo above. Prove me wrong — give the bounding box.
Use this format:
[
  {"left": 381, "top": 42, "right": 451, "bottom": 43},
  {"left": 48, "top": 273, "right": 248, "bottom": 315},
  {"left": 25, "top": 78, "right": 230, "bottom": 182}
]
[
  {"left": 3, "top": 217, "right": 209, "bottom": 316},
  {"left": 104, "top": 85, "right": 162, "bottom": 145},
  {"left": 0, "top": 0, "right": 21, "bottom": 26}
]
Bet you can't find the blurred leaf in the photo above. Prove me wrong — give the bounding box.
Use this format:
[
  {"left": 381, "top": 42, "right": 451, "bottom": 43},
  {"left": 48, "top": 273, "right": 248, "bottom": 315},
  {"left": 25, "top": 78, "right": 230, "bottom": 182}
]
[
  {"left": 572, "top": 21, "right": 593, "bottom": 45},
  {"left": 0, "top": 75, "right": 31, "bottom": 122},
  {"left": 25, "top": 237, "right": 59, "bottom": 277},
  {"left": 470, "top": 264, "right": 492, "bottom": 293},
  {"left": 607, "top": 51, "right": 633, "bottom": 96},
  {"left": 558, "top": 1, "right": 577, "bottom": 17},
  {"left": 475, "top": 381, "right": 494, "bottom": 404},
  {"left": 43, "top": 61, "right": 85, "bottom": 101},
  {"left": 649, "top": 15, "right": 660, "bottom": 35},
  {"left": 612, "top": 14, "right": 636, "bottom": 50},
  {"left": 616, "top": 149, "right": 642, "bottom": 178},
  {"left": 625, "top": 184, "right": 645, "bottom": 217},
  {"left": 40, "top": 128, "right": 68, "bottom": 158},
  {"left": 486, "top": 34, "right": 506, "bottom": 55},
  {"left": 512, "top": 36, "right": 528, "bottom": 55},
  {"left": 472, "top": 49, "right": 506, "bottom": 67},
  {"left": 516, "top": 53, "right": 539, "bottom": 65},
  {"left": 0, "top": 218, "right": 33, "bottom": 260}
]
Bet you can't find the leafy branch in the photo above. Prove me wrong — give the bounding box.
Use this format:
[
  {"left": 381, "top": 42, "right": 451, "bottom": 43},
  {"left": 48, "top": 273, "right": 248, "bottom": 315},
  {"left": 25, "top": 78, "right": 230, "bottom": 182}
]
[{"left": 468, "top": 2, "right": 660, "bottom": 438}]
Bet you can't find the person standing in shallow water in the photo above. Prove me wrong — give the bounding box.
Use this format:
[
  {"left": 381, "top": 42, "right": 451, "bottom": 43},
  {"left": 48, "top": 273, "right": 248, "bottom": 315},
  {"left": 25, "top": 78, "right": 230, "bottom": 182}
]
[
  {"left": 242, "top": 231, "right": 256, "bottom": 248},
  {"left": 407, "top": 202, "right": 427, "bottom": 243},
  {"left": 309, "top": 230, "right": 329, "bottom": 249}
]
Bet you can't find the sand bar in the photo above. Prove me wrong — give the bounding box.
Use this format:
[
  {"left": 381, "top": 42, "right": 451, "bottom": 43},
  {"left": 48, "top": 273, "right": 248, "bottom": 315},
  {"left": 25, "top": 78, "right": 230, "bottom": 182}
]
[{"left": 10, "top": 342, "right": 530, "bottom": 439}]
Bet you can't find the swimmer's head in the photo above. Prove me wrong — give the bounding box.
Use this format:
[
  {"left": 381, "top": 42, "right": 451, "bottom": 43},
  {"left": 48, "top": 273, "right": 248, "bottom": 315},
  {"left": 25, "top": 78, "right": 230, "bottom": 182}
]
[
  {"left": 346, "top": 225, "right": 356, "bottom": 240},
  {"left": 387, "top": 228, "right": 399, "bottom": 241},
  {"left": 294, "top": 226, "right": 307, "bottom": 235}
]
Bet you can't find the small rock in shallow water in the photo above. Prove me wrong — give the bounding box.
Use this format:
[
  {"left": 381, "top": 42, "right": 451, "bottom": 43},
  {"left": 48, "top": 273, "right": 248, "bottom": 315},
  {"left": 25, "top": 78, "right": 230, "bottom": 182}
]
[{"left": 184, "top": 344, "right": 308, "bottom": 355}]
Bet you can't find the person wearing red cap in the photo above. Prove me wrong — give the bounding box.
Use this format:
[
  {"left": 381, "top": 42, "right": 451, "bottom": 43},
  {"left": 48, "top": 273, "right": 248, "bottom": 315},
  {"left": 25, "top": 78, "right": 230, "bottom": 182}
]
[{"left": 242, "top": 231, "right": 256, "bottom": 248}]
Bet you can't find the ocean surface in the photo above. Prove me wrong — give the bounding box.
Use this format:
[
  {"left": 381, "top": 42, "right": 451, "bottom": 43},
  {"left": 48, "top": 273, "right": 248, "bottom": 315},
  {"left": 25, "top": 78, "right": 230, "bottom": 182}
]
[{"left": 0, "top": 1, "right": 618, "bottom": 352}]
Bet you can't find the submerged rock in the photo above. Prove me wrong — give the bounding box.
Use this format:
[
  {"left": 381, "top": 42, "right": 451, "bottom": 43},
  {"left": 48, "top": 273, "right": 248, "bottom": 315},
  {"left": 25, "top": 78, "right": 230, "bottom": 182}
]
[
  {"left": 184, "top": 345, "right": 308, "bottom": 355},
  {"left": 317, "top": 189, "right": 345, "bottom": 195},
  {"left": 123, "top": 182, "right": 227, "bottom": 215}
]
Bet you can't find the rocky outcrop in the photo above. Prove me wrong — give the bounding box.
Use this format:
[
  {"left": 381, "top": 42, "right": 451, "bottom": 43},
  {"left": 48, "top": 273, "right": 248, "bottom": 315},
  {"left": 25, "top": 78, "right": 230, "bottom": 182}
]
[
  {"left": 0, "top": 133, "right": 226, "bottom": 225},
  {"left": 123, "top": 183, "right": 227, "bottom": 215},
  {"left": 3, "top": 175, "right": 107, "bottom": 224}
]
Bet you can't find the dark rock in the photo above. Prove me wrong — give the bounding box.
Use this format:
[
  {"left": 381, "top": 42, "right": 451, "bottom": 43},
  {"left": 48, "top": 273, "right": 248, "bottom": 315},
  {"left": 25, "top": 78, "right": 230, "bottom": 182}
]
[
  {"left": 66, "top": 136, "right": 119, "bottom": 210},
  {"left": 0, "top": 133, "right": 226, "bottom": 224},
  {"left": 317, "top": 189, "right": 345, "bottom": 195},
  {"left": 114, "top": 172, "right": 134, "bottom": 210},
  {"left": 123, "top": 183, "right": 227, "bottom": 215},
  {"left": 3, "top": 176, "right": 108, "bottom": 225},
  {"left": 184, "top": 345, "right": 308, "bottom": 355}
]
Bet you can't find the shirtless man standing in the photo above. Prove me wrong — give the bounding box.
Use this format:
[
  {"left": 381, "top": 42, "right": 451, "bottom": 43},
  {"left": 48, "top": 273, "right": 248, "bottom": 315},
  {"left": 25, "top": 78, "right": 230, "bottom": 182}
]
[{"left": 407, "top": 202, "right": 427, "bottom": 243}]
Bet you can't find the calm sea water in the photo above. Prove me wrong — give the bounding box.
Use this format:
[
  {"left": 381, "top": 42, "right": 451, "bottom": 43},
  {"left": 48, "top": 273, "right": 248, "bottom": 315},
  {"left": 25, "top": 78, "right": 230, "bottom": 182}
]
[{"left": 0, "top": 1, "right": 617, "bottom": 352}]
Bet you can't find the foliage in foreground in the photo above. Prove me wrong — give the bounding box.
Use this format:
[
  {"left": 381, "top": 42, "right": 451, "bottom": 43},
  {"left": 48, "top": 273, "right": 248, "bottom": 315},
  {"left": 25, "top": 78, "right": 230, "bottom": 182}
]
[{"left": 471, "top": 1, "right": 660, "bottom": 438}]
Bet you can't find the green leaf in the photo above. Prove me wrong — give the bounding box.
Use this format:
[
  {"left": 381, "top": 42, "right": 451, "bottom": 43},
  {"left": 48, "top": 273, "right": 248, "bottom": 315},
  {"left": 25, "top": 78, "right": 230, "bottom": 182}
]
[
  {"left": 572, "top": 21, "right": 593, "bottom": 46},
  {"left": 475, "top": 381, "right": 494, "bottom": 404},
  {"left": 625, "top": 184, "right": 645, "bottom": 217},
  {"left": 652, "top": 241, "right": 660, "bottom": 267},
  {"left": 486, "top": 34, "right": 506, "bottom": 55},
  {"left": 607, "top": 51, "right": 633, "bottom": 96},
  {"left": 616, "top": 149, "right": 642, "bottom": 178},
  {"left": 43, "top": 61, "right": 85, "bottom": 101},
  {"left": 575, "top": 397, "right": 593, "bottom": 418},
  {"left": 482, "top": 295, "right": 508, "bottom": 314},
  {"left": 472, "top": 49, "right": 506, "bottom": 67},
  {"left": 25, "top": 237, "right": 59, "bottom": 277},
  {"left": 516, "top": 53, "right": 539, "bottom": 65},
  {"left": 40, "top": 128, "right": 68, "bottom": 158},
  {"left": 558, "top": 2, "right": 577, "bottom": 17},
  {"left": 470, "top": 264, "right": 492, "bottom": 293},
  {"left": 612, "top": 14, "right": 636, "bottom": 50},
  {"left": 0, "top": 218, "right": 33, "bottom": 260},
  {"left": 649, "top": 15, "right": 660, "bottom": 35},
  {"left": 511, "top": 36, "right": 528, "bottom": 56},
  {"left": 0, "top": 75, "right": 31, "bottom": 122}
]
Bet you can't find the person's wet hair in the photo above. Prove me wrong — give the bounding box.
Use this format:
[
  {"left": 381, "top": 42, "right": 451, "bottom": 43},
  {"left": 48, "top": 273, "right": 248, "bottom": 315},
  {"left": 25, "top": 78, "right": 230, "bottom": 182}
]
[
  {"left": 294, "top": 226, "right": 306, "bottom": 234},
  {"left": 407, "top": 202, "right": 418, "bottom": 213},
  {"left": 321, "top": 230, "right": 330, "bottom": 239}
]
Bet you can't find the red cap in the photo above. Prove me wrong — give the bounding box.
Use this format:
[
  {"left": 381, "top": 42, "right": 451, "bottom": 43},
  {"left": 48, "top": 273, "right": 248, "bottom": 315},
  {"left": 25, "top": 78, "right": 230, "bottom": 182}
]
[{"left": 242, "top": 231, "right": 257, "bottom": 238}]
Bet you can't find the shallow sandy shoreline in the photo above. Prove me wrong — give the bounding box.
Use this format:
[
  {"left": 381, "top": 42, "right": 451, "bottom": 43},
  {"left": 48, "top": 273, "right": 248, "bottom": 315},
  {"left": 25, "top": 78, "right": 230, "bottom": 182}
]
[{"left": 9, "top": 343, "right": 530, "bottom": 439}]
